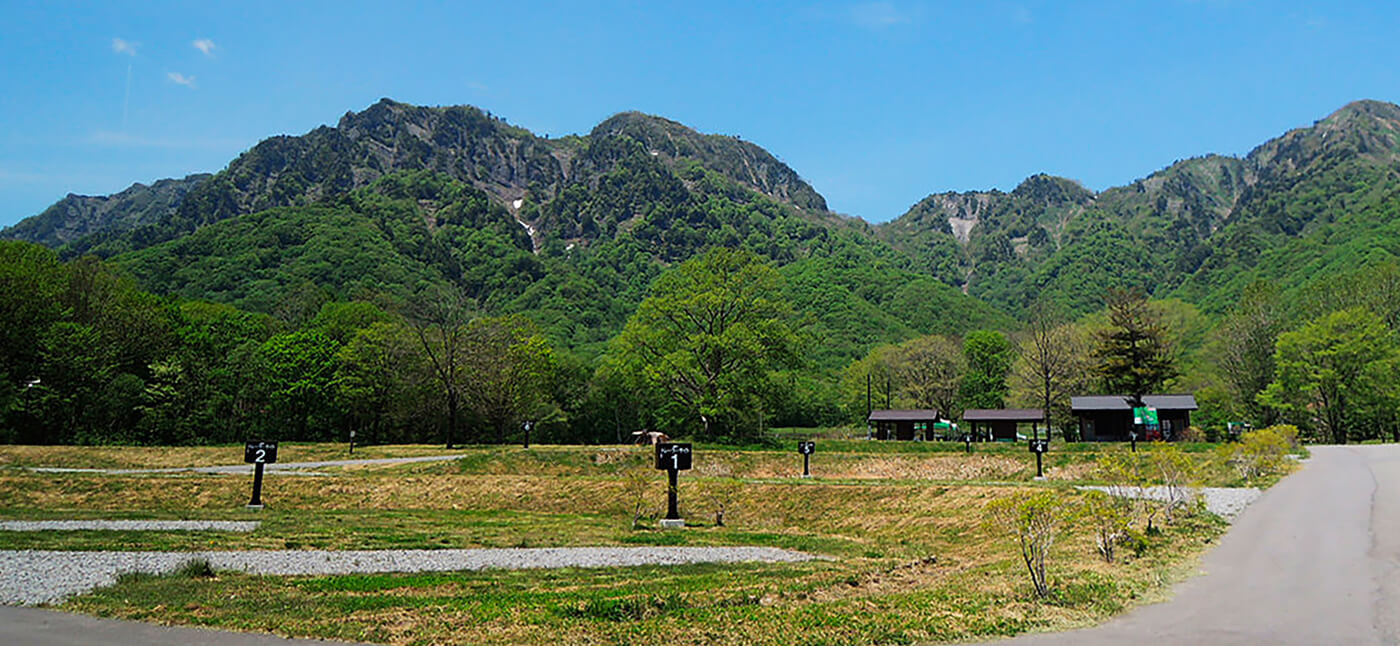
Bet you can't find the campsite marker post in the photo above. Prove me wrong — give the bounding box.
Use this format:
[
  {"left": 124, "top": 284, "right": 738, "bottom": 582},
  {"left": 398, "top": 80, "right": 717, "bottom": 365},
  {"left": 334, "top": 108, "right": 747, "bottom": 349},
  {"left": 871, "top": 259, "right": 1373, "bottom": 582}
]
[
  {"left": 1029, "top": 437, "right": 1048, "bottom": 478},
  {"left": 798, "top": 441, "right": 815, "bottom": 478},
  {"left": 244, "top": 441, "right": 278, "bottom": 509},
  {"left": 655, "top": 443, "right": 692, "bottom": 528}
]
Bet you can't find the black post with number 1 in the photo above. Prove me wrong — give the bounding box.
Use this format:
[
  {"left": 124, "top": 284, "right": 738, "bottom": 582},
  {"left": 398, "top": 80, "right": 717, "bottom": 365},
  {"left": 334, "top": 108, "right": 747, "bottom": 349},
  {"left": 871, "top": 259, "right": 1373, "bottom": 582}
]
[{"left": 655, "top": 443, "right": 692, "bottom": 522}]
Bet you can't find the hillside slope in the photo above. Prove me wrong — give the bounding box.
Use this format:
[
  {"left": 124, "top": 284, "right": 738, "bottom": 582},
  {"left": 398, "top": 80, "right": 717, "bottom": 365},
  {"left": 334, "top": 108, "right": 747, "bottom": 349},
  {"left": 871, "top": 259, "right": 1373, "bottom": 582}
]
[{"left": 880, "top": 100, "right": 1400, "bottom": 315}]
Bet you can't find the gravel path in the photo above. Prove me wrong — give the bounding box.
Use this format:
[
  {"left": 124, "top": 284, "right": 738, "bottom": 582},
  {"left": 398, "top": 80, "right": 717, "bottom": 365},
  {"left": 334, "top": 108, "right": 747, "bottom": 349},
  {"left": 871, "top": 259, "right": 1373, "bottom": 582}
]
[
  {"left": 0, "top": 546, "right": 817, "bottom": 606},
  {"left": 1079, "top": 485, "right": 1262, "bottom": 519},
  {"left": 24, "top": 454, "right": 469, "bottom": 476},
  {"left": 0, "top": 521, "right": 259, "bottom": 532}
]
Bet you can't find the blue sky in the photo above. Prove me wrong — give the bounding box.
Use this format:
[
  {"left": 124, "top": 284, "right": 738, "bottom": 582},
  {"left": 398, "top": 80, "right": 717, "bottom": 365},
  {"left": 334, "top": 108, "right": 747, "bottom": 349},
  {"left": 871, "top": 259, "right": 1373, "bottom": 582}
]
[{"left": 3, "top": 1, "right": 1399, "bottom": 228}]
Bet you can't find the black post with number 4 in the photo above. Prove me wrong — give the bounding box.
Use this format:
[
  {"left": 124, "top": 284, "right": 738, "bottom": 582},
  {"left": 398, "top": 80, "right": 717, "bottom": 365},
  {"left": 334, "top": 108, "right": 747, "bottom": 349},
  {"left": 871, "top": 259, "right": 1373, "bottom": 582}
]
[
  {"left": 798, "top": 441, "right": 815, "bottom": 477},
  {"left": 655, "top": 443, "right": 692, "bottom": 521},
  {"left": 1028, "top": 437, "right": 1049, "bottom": 478},
  {"left": 244, "top": 441, "right": 278, "bottom": 508}
]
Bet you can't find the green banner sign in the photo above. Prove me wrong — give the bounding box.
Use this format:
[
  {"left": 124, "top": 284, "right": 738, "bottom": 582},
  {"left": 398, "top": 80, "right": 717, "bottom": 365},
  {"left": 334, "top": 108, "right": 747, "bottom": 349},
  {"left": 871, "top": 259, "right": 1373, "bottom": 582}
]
[{"left": 1133, "top": 407, "right": 1159, "bottom": 425}]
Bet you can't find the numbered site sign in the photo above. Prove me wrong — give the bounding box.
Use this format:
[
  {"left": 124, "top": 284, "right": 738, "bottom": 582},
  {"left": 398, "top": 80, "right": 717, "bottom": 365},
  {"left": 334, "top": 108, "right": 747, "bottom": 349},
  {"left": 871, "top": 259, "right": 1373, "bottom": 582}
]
[
  {"left": 798, "top": 441, "right": 815, "bottom": 455},
  {"left": 655, "top": 443, "right": 692, "bottom": 471},
  {"left": 1028, "top": 438, "right": 1049, "bottom": 454},
  {"left": 244, "top": 441, "right": 278, "bottom": 464}
]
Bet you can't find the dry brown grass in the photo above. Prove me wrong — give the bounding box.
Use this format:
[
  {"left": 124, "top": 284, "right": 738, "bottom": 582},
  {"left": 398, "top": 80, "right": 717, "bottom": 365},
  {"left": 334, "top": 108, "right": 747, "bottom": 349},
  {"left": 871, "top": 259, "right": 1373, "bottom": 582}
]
[
  {"left": 0, "top": 442, "right": 1237, "bottom": 646},
  {"left": 0, "top": 443, "right": 453, "bottom": 470}
]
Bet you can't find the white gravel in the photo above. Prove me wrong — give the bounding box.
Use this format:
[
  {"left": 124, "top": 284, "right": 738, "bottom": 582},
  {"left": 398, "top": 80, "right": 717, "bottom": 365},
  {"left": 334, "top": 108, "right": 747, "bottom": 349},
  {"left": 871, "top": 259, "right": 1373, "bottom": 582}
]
[
  {"left": 0, "top": 521, "right": 259, "bottom": 532},
  {"left": 1080, "top": 485, "right": 1263, "bottom": 519},
  {"left": 0, "top": 546, "right": 817, "bottom": 606}
]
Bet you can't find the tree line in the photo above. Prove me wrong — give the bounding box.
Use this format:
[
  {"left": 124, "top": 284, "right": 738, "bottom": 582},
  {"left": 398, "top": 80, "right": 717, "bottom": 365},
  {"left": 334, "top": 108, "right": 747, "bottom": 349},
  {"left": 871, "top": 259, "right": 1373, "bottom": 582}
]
[{"left": 4, "top": 238, "right": 1400, "bottom": 446}]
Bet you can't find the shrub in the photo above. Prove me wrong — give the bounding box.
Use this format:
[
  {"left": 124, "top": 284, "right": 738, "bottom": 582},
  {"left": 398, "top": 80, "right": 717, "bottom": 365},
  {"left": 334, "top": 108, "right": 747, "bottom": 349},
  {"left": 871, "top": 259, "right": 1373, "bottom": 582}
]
[
  {"left": 1147, "top": 443, "right": 1200, "bottom": 523},
  {"left": 175, "top": 558, "right": 215, "bottom": 579},
  {"left": 1177, "top": 426, "right": 1205, "bottom": 442},
  {"left": 1078, "top": 490, "right": 1132, "bottom": 563},
  {"left": 984, "top": 491, "right": 1073, "bottom": 598},
  {"left": 1094, "top": 451, "right": 1158, "bottom": 531},
  {"left": 623, "top": 469, "right": 654, "bottom": 529},
  {"left": 1270, "top": 424, "right": 1301, "bottom": 450},
  {"left": 1222, "top": 427, "right": 1290, "bottom": 481}
]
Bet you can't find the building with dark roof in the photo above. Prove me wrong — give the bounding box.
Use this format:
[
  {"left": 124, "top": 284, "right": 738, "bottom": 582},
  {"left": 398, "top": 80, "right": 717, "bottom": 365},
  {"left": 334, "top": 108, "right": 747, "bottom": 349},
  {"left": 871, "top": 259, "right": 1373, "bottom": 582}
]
[
  {"left": 1072, "top": 394, "right": 1198, "bottom": 441},
  {"left": 866, "top": 409, "right": 941, "bottom": 441},
  {"left": 962, "top": 408, "right": 1046, "bottom": 441}
]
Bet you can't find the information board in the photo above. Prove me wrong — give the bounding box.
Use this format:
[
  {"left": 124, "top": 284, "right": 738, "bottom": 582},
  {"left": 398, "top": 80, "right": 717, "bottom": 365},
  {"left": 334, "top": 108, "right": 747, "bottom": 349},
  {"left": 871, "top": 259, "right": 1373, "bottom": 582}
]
[
  {"left": 244, "top": 441, "right": 278, "bottom": 464},
  {"left": 798, "top": 441, "right": 815, "bottom": 455},
  {"left": 1028, "top": 438, "right": 1049, "bottom": 454},
  {"left": 655, "top": 443, "right": 692, "bottom": 471}
]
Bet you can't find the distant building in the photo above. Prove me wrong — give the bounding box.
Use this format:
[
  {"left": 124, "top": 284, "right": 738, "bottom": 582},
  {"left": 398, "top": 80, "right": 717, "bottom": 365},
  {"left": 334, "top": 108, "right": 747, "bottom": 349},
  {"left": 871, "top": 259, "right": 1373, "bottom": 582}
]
[
  {"left": 866, "top": 409, "right": 941, "bottom": 441},
  {"left": 962, "top": 408, "right": 1046, "bottom": 442},
  {"left": 1072, "top": 395, "right": 1198, "bottom": 441}
]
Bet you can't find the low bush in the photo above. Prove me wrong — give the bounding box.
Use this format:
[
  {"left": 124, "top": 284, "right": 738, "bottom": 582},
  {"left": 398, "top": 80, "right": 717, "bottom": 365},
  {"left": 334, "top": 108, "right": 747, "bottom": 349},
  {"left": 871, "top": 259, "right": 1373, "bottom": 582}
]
[
  {"left": 984, "top": 491, "right": 1074, "bottom": 598},
  {"left": 1219, "top": 427, "right": 1291, "bottom": 482}
]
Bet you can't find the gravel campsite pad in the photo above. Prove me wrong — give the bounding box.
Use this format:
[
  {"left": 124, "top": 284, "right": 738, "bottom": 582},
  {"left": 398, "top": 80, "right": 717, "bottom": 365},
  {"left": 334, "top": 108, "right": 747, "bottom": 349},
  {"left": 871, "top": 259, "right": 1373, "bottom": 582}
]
[
  {"left": 0, "top": 546, "right": 818, "bottom": 606},
  {"left": 1079, "top": 485, "right": 1263, "bottom": 519}
]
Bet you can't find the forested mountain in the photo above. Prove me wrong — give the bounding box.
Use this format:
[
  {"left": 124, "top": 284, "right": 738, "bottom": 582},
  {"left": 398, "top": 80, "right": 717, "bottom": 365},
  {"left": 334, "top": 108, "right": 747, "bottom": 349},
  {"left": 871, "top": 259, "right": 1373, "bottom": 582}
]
[
  {"left": 10, "top": 98, "right": 1400, "bottom": 363},
  {"left": 0, "top": 100, "right": 1008, "bottom": 369},
  {"left": 7, "top": 98, "right": 1400, "bottom": 445},
  {"left": 31, "top": 99, "right": 833, "bottom": 260},
  {"left": 4, "top": 174, "right": 211, "bottom": 248},
  {"left": 879, "top": 100, "right": 1400, "bottom": 317}
]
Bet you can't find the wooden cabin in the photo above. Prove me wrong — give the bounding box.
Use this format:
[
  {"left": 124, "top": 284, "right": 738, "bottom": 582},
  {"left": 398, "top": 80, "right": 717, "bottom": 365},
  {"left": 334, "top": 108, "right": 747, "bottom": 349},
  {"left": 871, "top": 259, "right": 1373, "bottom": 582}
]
[
  {"left": 962, "top": 408, "right": 1046, "bottom": 442},
  {"left": 1072, "top": 394, "right": 1197, "bottom": 441},
  {"left": 867, "top": 409, "right": 941, "bottom": 441}
]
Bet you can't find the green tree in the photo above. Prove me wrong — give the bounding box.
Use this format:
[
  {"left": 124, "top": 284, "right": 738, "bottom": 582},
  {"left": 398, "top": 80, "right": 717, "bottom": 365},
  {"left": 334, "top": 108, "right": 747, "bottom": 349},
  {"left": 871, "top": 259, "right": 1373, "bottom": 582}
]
[
  {"left": 1259, "top": 307, "right": 1399, "bottom": 444},
  {"left": 1210, "top": 281, "right": 1284, "bottom": 425},
  {"left": 892, "top": 335, "right": 965, "bottom": 417},
  {"left": 334, "top": 321, "right": 423, "bottom": 446},
  {"left": 258, "top": 330, "right": 340, "bottom": 439},
  {"left": 1092, "top": 289, "right": 1177, "bottom": 406},
  {"left": 611, "top": 248, "right": 803, "bottom": 441},
  {"left": 406, "top": 286, "right": 475, "bottom": 448},
  {"left": 462, "top": 315, "right": 556, "bottom": 444},
  {"left": 839, "top": 344, "right": 900, "bottom": 422},
  {"left": 960, "top": 330, "right": 1017, "bottom": 409}
]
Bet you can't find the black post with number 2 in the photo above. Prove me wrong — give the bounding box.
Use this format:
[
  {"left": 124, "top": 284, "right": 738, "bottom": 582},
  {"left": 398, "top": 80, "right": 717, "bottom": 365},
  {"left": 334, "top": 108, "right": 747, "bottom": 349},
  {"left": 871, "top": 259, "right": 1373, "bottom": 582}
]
[
  {"left": 244, "top": 441, "right": 278, "bottom": 508},
  {"left": 655, "top": 443, "right": 692, "bottom": 520},
  {"left": 798, "top": 441, "right": 815, "bottom": 477}
]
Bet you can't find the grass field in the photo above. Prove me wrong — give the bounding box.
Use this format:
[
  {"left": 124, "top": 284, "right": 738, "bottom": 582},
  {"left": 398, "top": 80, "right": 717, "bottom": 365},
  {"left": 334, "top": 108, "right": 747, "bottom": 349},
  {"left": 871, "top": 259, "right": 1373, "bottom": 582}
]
[{"left": 0, "top": 439, "right": 1288, "bottom": 645}]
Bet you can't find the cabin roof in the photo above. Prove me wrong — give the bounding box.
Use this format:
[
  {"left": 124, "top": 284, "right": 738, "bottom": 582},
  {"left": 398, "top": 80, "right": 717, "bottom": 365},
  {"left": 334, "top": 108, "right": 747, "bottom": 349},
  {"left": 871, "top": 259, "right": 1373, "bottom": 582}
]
[
  {"left": 962, "top": 408, "right": 1045, "bottom": 422},
  {"left": 867, "top": 409, "right": 941, "bottom": 422},
  {"left": 1071, "top": 394, "right": 1198, "bottom": 411}
]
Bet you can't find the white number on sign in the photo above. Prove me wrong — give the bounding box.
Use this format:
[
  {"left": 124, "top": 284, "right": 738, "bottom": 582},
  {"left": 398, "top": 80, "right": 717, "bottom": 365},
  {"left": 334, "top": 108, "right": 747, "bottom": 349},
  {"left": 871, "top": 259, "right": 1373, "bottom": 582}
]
[
  {"left": 672, "top": 454, "right": 680, "bottom": 469},
  {"left": 255, "top": 449, "right": 266, "bottom": 462}
]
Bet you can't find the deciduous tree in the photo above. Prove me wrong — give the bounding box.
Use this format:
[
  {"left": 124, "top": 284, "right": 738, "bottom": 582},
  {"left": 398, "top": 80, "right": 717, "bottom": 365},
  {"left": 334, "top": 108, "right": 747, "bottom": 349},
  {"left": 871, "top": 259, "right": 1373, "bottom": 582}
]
[
  {"left": 1259, "top": 307, "right": 1399, "bottom": 444},
  {"left": 612, "top": 248, "right": 803, "bottom": 442}
]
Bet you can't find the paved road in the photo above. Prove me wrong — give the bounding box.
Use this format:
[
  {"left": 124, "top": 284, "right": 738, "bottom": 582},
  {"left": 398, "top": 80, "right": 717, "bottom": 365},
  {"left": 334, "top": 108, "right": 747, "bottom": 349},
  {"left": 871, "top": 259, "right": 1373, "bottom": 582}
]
[
  {"left": 961, "top": 444, "right": 1400, "bottom": 646},
  {"left": 0, "top": 605, "right": 368, "bottom": 645}
]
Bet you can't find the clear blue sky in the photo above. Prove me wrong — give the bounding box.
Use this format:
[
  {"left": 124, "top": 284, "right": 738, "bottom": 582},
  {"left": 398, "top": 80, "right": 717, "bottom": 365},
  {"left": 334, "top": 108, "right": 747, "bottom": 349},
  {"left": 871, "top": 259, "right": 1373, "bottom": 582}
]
[{"left": 3, "top": 1, "right": 1399, "bottom": 228}]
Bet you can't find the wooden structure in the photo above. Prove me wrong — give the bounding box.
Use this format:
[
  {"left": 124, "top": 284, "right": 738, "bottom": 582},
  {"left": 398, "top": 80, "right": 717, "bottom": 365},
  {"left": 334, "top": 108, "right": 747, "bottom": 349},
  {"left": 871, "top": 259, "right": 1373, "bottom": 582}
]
[
  {"left": 962, "top": 408, "right": 1045, "bottom": 442},
  {"left": 1072, "top": 394, "right": 1198, "bottom": 441},
  {"left": 867, "top": 409, "right": 940, "bottom": 441}
]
